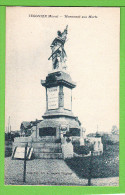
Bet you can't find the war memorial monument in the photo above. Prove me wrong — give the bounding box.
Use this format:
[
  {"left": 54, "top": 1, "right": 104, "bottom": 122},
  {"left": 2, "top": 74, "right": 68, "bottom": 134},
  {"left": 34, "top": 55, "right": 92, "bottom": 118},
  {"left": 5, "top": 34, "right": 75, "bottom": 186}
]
[{"left": 13, "top": 26, "right": 85, "bottom": 159}]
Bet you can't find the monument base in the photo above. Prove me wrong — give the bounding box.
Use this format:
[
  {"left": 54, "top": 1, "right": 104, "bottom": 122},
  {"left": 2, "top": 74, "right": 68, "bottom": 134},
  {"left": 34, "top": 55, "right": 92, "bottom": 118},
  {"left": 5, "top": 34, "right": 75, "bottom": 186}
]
[{"left": 13, "top": 115, "right": 84, "bottom": 159}]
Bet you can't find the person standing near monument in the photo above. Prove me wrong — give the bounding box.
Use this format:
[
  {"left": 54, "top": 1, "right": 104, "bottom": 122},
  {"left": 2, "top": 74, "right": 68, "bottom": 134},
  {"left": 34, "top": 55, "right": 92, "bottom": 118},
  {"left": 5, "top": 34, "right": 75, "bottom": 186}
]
[{"left": 48, "top": 25, "right": 68, "bottom": 70}]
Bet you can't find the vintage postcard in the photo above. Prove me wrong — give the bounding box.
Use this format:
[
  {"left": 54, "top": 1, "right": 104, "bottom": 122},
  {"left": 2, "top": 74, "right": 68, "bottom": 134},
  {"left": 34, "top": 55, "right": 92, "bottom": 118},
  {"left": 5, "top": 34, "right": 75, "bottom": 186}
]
[{"left": 5, "top": 7, "right": 119, "bottom": 186}]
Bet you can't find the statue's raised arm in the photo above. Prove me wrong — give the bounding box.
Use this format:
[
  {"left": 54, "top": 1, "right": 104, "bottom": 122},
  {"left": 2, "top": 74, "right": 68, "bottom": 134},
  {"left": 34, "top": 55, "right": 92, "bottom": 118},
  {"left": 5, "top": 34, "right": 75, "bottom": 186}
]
[
  {"left": 61, "top": 25, "right": 68, "bottom": 43},
  {"left": 48, "top": 26, "right": 68, "bottom": 70}
]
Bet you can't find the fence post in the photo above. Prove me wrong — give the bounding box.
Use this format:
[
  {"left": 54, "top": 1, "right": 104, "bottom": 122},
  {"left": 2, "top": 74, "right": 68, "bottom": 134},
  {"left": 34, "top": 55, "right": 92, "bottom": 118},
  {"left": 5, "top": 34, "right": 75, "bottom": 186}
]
[{"left": 23, "top": 143, "right": 28, "bottom": 182}]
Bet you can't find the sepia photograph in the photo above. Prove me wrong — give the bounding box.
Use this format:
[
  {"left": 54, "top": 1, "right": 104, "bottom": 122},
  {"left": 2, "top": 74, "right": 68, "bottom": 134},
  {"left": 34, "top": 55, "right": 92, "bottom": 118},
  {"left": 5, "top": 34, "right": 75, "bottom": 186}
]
[{"left": 5, "top": 6, "right": 119, "bottom": 186}]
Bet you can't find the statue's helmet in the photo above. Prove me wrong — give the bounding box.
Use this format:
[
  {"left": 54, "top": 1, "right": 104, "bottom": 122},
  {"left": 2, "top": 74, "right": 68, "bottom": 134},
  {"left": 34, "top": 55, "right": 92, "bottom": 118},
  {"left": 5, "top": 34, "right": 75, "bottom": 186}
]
[{"left": 57, "top": 31, "right": 62, "bottom": 37}]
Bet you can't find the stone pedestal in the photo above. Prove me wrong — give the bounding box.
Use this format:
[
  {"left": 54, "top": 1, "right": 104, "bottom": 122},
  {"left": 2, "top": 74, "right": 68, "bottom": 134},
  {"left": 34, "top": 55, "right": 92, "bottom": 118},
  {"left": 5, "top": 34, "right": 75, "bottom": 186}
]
[{"left": 33, "top": 70, "right": 83, "bottom": 158}]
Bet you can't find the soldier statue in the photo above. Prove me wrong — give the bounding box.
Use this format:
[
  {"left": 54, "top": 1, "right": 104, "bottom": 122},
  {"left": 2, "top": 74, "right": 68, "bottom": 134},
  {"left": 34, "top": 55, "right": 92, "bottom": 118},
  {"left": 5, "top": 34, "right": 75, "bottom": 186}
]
[{"left": 48, "top": 25, "right": 68, "bottom": 70}]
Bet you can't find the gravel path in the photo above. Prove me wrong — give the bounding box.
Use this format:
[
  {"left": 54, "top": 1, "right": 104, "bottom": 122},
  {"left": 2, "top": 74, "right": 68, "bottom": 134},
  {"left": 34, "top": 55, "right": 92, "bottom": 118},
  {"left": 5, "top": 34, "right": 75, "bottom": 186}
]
[{"left": 5, "top": 157, "right": 119, "bottom": 186}]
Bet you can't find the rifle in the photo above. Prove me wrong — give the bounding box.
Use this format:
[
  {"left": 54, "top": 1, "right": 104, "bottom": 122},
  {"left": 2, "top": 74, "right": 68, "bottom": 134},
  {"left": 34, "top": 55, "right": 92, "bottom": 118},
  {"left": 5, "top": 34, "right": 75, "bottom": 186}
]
[
  {"left": 48, "top": 39, "right": 68, "bottom": 60},
  {"left": 48, "top": 45, "right": 62, "bottom": 60}
]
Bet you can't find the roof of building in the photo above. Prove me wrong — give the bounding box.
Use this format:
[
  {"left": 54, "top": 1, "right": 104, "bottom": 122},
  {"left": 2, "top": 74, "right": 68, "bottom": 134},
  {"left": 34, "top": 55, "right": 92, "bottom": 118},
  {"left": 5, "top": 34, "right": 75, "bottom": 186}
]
[{"left": 20, "top": 120, "right": 42, "bottom": 130}]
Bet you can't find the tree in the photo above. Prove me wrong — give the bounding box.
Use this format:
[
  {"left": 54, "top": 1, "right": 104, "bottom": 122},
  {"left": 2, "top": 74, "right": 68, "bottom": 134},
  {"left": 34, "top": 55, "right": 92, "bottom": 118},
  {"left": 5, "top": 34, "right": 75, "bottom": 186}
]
[{"left": 111, "top": 125, "right": 119, "bottom": 135}]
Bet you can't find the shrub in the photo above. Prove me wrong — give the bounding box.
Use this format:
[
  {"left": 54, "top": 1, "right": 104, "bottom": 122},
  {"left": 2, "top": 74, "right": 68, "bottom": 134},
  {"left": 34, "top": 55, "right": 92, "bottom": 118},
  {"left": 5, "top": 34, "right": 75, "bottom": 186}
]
[
  {"left": 74, "top": 145, "right": 90, "bottom": 155},
  {"left": 5, "top": 145, "right": 12, "bottom": 157},
  {"left": 102, "top": 134, "right": 119, "bottom": 145},
  {"left": 72, "top": 139, "right": 80, "bottom": 147}
]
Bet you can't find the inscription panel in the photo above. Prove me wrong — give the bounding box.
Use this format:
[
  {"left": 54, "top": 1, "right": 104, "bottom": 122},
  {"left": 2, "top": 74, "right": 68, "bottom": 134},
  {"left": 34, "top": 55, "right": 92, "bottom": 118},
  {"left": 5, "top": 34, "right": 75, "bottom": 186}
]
[{"left": 47, "top": 86, "right": 59, "bottom": 110}]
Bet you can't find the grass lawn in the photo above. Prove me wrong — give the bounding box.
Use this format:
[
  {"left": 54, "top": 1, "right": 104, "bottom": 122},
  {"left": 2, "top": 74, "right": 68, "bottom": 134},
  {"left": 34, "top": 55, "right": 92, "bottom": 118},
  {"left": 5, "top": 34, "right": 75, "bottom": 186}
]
[{"left": 65, "top": 144, "right": 119, "bottom": 178}]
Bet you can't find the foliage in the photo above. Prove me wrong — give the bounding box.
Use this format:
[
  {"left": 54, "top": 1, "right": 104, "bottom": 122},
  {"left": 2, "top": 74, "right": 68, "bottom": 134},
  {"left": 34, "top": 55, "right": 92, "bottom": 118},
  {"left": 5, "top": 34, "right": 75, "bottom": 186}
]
[
  {"left": 102, "top": 134, "right": 119, "bottom": 145},
  {"left": 5, "top": 133, "right": 14, "bottom": 141},
  {"left": 5, "top": 141, "right": 12, "bottom": 157},
  {"left": 84, "top": 139, "right": 91, "bottom": 147},
  {"left": 5, "top": 132, "right": 20, "bottom": 141},
  {"left": 74, "top": 145, "right": 90, "bottom": 155},
  {"left": 111, "top": 125, "right": 119, "bottom": 135},
  {"left": 5, "top": 146, "right": 12, "bottom": 157},
  {"left": 72, "top": 139, "right": 80, "bottom": 147}
]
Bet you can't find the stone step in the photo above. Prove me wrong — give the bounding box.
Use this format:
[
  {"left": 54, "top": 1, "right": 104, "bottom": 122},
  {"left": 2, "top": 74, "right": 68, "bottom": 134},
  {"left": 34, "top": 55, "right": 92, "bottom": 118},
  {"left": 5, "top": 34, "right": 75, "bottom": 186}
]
[
  {"left": 13, "top": 142, "right": 32, "bottom": 148},
  {"left": 32, "top": 142, "right": 61, "bottom": 148},
  {"left": 14, "top": 137, "right": 30, "bottom": 143},
  {"left": 33, "top": 147, "right": 62, "bottom": 153},
  {"left": 13, "top": 142, "right": 61, "bottom": 147},
  {"left": 34, "top": 152, "right": 63, "bottom": 159},
  {"left": 13, "top": 142, "right": 62, "bottom": 153},
  {"left": 37, "top": 137, "right": 57, "bottom": 143}
]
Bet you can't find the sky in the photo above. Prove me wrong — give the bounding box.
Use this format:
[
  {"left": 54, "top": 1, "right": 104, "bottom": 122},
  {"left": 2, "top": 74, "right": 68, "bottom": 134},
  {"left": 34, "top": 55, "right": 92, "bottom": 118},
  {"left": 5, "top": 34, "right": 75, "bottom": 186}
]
[{"left": 5, "top": 7, "right": 120, "bottom": 134}]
